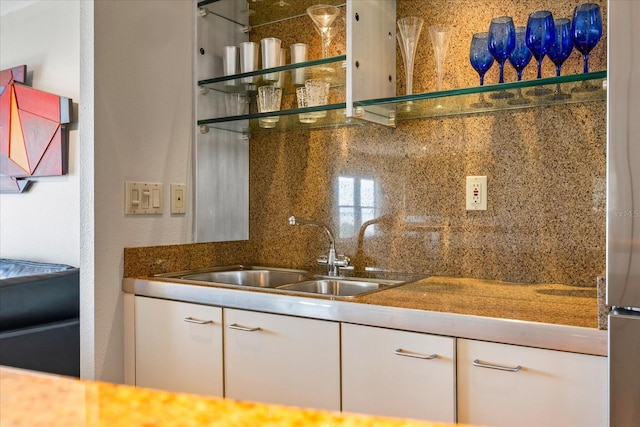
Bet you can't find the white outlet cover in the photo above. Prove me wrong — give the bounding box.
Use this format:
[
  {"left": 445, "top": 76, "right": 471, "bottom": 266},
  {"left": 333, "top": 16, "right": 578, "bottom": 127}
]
[
  {"left": 171, "top": 183, "right": 186, "bottom": 214},
  {"left": 466, "top": 176, "right": 487, "bottom": 211}
]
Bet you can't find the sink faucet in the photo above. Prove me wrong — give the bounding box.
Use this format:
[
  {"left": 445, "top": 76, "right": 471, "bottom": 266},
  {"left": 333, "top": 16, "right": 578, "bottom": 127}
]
[{"left": 288, "top": 216, "right": 349, "bottom": 276}]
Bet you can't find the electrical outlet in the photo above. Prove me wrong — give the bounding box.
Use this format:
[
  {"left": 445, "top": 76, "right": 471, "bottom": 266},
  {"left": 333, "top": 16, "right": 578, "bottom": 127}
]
[{"left": 466, "top": 176, "right": 487, "bottom": 211}]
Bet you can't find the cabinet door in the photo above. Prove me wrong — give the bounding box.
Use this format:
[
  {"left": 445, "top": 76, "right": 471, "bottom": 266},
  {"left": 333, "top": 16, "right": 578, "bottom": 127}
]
[
  {"left": 341, "top": 323, "right": 455, "bottom": 422},
  {"left": 135, "top": 296, "right": 223, "bottom": 396},
  {"left": 224, "top": 308, "right": 340, "bottom": 411},
  {"left": 457, "top": 338, "right": 607, "bottom": 427}
]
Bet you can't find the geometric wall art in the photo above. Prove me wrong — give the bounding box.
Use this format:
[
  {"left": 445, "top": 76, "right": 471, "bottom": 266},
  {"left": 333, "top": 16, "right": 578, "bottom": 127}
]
[{"left": 0, "top": 65, "right": 73, "bottom": 193}]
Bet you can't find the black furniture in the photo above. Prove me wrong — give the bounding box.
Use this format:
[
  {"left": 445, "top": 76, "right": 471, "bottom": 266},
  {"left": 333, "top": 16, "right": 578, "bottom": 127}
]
[{"left": 0, "top": 259, "right": 80, "bottom": 377}]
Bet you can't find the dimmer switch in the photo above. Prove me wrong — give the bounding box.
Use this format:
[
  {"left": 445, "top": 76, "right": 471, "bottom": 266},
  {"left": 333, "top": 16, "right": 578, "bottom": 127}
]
[
  {"left": 466, "top": 176, "right": 487, "bottom": 211},
  {"left": 125, "top": 182, "right": 163, "bottom": 214}
]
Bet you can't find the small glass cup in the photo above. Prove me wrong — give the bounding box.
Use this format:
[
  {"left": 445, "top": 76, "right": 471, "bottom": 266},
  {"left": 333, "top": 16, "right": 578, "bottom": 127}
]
[
  {"left": 224, "top": 93, "right": 248, "bottom": 116},
  {"left": 257, "top": 85, "right": 282, "bottom": 128},
  {"left": 290, "top": 43, "right": 308, "bottom": 86},
  {"left": 305, "top": 79, "right": 330, "bottom": 118},
  {"left": 261, "top": 37, "right": 282, "bottom": 83},
  {"left": 295, "top": 87, "right": 317, "bottom": 124}
]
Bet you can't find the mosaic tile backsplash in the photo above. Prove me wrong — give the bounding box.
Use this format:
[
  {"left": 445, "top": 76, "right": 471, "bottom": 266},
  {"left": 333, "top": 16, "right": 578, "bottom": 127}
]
[{"left": 126, "top": 0, "right": 606, "bottom": 287}]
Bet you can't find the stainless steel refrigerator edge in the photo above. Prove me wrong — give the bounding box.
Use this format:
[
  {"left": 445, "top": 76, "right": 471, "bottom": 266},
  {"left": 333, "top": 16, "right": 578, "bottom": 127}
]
[{"left": 607, "top": 1, "right": 640, "bottom": 426}]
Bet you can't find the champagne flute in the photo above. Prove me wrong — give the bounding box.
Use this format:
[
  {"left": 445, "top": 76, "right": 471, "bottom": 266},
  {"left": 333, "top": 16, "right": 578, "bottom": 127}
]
[
  {"left": 571, "top": 3, "right": 602, "bottom": 92},
  {"left": 547, "top": 18, "right": 573, "bottom": 100},
  {"left": 526, "top": 10, "right": 555, "bottom": 96},
  {"left": 507, "top": 27, "right": 533, "bottom": 105},
  {"left": 488, "top": 16, "right": 516, "bottom": 99},
  {"left": 469, "top": 32, "right": 495, "bottom": 108}
]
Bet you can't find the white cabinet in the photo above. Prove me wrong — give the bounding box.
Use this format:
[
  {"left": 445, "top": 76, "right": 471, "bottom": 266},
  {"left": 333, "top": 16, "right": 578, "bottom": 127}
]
[
  {"left": 341, "top": 323, "right": 455, "bottom": 422},
  {"left": 134, "top": 296, "right": 223, "bottom": 396},
  {"left": 224, "top": 308, "right": 341, "bottom": 411},
  {"left": 457, "top": 338, "right": 607, "bottom": 427}
]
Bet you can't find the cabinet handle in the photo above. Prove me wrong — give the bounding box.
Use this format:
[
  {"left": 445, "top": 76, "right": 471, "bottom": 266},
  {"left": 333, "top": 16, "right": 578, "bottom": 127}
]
[
  {"left": 394, "top": 348, "right": 437, "bottom": 360},
  {"left": 183, "top": 317, "right": 214, "bottom": 325},
  {"left": 228, "top": 323, "right": 261, "bottom": 332},
  {"left": 472, "top": 359, "right": 522, "bottom": 372}
]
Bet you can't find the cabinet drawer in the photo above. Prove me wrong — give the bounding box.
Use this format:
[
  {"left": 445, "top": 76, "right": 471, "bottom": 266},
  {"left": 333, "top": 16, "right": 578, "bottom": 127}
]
[
  {"left": 342, "top": 323, "right": 455, "bottom": 422},
  {"left": 224, "top": 308, "right": 340, "bottom": 411},
  {"left": 457, "top": 338, "right": 607, "bottom": 427},
  {"left": 135, "top": 297, "right": 223, "bottom": 396}
]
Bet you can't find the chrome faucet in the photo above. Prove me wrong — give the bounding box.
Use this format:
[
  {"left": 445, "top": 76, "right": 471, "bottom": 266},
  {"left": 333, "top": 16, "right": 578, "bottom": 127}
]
[{"left": 288, "top": 216, "right": 349, "bottom": 276}]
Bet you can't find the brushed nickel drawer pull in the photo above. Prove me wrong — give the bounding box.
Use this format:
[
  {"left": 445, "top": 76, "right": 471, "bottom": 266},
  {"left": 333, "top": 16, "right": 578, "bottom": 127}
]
[
  {"left": 473, "top": 359, "right": 522, "bottom": 372},
  {"left": 228, "top": 323, "right": 261, "bottom": 332},
  {"left": 183, "top": 317, "right": 214, "bottom": 325},
  {"left": 394, "top": 348, "right": 437, "bottom": 360}
]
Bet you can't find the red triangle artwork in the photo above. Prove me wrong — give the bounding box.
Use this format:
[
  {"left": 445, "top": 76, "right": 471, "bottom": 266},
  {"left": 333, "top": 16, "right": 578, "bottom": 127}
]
[{"left": 0, "top": 65, "right": 72, "bottom": 193}]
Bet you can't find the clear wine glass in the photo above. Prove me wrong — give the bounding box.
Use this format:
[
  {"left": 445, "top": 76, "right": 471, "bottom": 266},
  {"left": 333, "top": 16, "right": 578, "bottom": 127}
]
[
  {"left": 547, "top": 18, "right": 573, "bottom": 100},
  {"left": 488, "top": 16, "right": 516, "bottom": 99},
  {"left": 507, "top": 27, "right": 533, "bottom": 105},
  {"left": 469, "top": 32, "right": 494, "bottom": 108},
  {"left": 397, "top": 16, "right": 424, "bottom": 96},
  {"left": 306, "top": 4, "right": 340, "bottom": 59},
  {"left": 571, "top": 3, "right": 602, "bottom": 92},
  {"left": 526, "top": 10, "right": 555, "bottom": 96}
]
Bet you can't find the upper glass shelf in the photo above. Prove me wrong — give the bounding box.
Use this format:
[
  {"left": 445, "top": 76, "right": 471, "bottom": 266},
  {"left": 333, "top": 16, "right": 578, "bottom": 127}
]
[
  {"left": 197, "top": 0, "right": 345, "bottom": 28},
  {"left": 355, "top": 71, "right": 607, "bottom": 124},
  {"left": 198, "top": 55, "right": 347, "bottom": 94}
]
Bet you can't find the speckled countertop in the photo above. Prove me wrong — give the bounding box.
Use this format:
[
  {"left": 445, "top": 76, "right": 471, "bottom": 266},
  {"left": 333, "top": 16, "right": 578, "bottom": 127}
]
[
  {"left": 0, "top": 367, "right": 465, "bottom": 427},
  {"left": 124, "top": 273, "right": 607, "bottom": 356}
]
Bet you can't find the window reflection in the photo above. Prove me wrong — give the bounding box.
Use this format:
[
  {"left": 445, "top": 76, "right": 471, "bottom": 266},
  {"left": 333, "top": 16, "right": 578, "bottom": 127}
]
[{"left": 338, "top": 176, "right": 376, "bottom": 238}]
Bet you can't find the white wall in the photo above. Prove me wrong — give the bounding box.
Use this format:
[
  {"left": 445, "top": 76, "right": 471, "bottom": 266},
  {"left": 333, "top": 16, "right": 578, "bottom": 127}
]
[
  {"left": 0, "top": 0, "right": 80, "bottom": 267},
  {"left": 80, "top": 0, "right": 193, "bottom": 382}
]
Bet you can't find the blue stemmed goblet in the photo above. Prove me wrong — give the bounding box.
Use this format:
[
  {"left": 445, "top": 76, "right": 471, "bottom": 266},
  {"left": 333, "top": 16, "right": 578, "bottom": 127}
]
[
  {"left": 469, "top": 32, "right": 495, "bottom": 108},
  {"left": 547, "top": 18, "right": 573, "bottom": 100},
  {"left": 488, "top": 16, "right": 516, "bottom": 99},
  {"left": 526, "top": 10, "right": 555, "bottom": 96},
  {"left": 507, "top": 27, "right": 533, "bottom": 105},
  {"left": 571, "top": 3, "right": 602, "bottom": 92}
]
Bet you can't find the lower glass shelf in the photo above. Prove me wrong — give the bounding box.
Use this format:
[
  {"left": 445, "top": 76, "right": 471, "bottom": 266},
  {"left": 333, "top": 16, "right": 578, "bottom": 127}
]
[
  {"left": 197, "top": 103, "right": 363, "bottom": 135},
  {"left": 197, "top": 71, "right": 607, "bottom": 135},
  {"left": 355, "top": 71, "right": 606, "bottom": 122}
]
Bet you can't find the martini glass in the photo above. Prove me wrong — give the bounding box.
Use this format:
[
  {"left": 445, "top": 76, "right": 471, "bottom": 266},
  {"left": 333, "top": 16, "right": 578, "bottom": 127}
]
[
  {"left": 307, "top": 4, "right": 340, "bottom": 59},
  {"left": 525, "top": 10, "right": 555, "bottom": 96},
  {"left": 507, "top": 27, "right": 533, "bottom": 105},
  {"left": 488, "top": 16, "right": 516, "bottom": 99},
  {"left": 547, "top": 18, "right": 573, "bottom": 100},
  {"left": 469, "top": 32, "right": 494, "bottom": 108},
  {"left": 571, "top": 3, "right": 602, "bottom": 92}
]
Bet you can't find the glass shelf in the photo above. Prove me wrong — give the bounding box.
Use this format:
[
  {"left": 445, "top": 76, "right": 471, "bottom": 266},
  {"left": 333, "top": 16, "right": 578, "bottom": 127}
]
[
  {"left": 198, "top": 0, "right": 345, "bottom": 28},
  {"left": 355, "top": 71, "right": 607, "bottom": 123},
  {"left": 198, "top": 103, "right": 365, "bottom": 135},
  {"left": 198, "top": 55, "right": 347, "bottom": 94}
]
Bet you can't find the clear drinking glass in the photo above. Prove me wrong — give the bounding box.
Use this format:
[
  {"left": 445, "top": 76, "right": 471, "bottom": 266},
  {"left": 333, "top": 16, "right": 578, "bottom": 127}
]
[
  {"left": 295, "top": 87, "right": 317, "bottom": 124},
  {"left": 397, "top": 16, "right": 424, "bottom": 96},
  {"left": 257, "top": 85, "right": 282, "bottom": 128},
  {"left": 429, "top": 25, "right": 452, "bottom": 92},
  {"left": 305, "top": 79, "right": 330, "bottom": 118}
]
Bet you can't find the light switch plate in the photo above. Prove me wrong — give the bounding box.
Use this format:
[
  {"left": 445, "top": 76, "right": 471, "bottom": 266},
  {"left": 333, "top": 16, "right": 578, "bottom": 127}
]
[
  {"left": 466, "top": 176, "right": 487, "bottom": 211},
  {"left": 125, "top": 181, "right": 163, "bottom": 215},
  {"left": 171, "top": 183, "right": 186, "bottom": 214}
]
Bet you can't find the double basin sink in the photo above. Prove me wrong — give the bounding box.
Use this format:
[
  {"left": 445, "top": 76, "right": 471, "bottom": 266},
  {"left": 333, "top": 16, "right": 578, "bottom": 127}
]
[{"left": 157, "top": 265, "right": 405, "bottom": 298}]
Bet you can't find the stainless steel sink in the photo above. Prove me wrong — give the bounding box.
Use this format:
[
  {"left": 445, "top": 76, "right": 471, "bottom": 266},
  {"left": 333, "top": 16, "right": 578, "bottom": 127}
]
[
  {"left": 157, "top": 265, "right": 309, "bottom": 288},
  {"left": 276, "top": 278, "right": 399, "bottom": 298}
]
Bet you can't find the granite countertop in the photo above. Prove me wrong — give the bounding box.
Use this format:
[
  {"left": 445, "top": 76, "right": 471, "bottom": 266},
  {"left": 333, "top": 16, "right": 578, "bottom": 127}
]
[
  {"left": 359, "top": 276, "right": 599, "bottom": 329},
  {"left": 0, "top": 367, "right": 464, "bottom": 427},
  {"left": 124, "top": 273, "right": 607, "bottom": 356}
]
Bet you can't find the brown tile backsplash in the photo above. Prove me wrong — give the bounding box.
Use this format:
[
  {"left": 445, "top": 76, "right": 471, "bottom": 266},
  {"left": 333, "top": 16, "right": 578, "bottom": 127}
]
[{"left": 126, "top": 0, "right": 606, "bottom": 287}]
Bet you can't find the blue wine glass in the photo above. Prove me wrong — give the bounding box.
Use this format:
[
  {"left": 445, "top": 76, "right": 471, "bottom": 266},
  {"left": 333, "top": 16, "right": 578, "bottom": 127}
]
[
  {"left": 488, "top": 16, "right": 516, "bottom": 100},
  {"left": 526, "top": 10, "right": 555, "bottom": 96},
  {"left": 571, "top": 3, "right": 602, "bottom": 92},
  {"left": 488, "top": 16, "right": 516, "bottom": 84},
  {"left": 547, "top": 18, "right": 573, "bottom": 100},
  {"left": 469, "top": 32, "right": 494, "bottom": 108},
  {"left": 571, "top": 3, "right": 602, "bottom": 74},
  {"left": 507, "top": 27, "right": 533, "bottom": 105}
]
